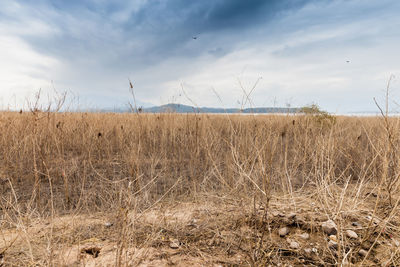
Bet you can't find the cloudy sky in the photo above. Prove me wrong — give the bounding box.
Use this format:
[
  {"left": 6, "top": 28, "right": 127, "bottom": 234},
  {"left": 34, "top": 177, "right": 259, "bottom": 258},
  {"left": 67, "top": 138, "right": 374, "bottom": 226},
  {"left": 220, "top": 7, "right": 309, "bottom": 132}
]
[{"left": 1, "top": 0, "right": 400, "bottom": 113}]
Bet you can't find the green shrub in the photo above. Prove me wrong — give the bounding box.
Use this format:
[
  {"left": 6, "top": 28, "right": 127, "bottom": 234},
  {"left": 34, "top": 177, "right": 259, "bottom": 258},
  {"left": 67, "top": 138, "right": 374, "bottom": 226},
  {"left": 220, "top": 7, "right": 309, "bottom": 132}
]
[{"left": 300, "top": 104, "right": 336, "bottom": 127}]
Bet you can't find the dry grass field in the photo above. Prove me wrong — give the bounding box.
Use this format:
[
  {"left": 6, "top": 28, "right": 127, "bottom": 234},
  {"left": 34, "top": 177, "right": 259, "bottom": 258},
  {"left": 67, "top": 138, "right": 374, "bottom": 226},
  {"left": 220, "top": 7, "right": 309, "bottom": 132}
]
[{"left": 1, "top": 110, "right": 400, "bottom": 266}]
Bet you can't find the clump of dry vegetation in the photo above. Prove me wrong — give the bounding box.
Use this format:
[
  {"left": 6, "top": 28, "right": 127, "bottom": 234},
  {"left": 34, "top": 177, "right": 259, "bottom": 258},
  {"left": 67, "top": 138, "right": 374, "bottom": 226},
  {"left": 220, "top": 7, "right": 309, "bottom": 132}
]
[{"left": 1, "top": 100, "right": 400, "bottom": 266}]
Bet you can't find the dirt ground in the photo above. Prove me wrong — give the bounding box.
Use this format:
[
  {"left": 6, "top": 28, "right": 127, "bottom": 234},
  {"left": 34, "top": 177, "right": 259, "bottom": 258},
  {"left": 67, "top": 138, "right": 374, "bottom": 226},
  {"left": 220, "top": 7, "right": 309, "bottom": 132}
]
[{"left": 1, "top": 188, "right": 400, "bottom": 267}]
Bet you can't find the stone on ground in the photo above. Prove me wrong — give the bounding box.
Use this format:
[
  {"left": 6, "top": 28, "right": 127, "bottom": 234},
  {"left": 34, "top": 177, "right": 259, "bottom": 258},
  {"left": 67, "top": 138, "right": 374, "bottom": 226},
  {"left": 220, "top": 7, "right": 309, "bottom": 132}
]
[
  {"left": 279, "top": 227, "right": 289, "bottom": 237},
  {"left": 322, "top": 220, "right": 337, "bottom": 235},
  {"left": 346, "top": 230, "right": 358, "bottom": 239}
]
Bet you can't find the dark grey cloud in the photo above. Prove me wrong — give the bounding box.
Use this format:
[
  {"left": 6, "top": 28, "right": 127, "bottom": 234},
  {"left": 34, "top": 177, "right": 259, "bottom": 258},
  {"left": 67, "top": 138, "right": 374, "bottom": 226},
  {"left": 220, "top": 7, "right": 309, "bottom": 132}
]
[
  {"left": 116, "top": 0, "right": 310, "bottom": 58},
  {"left": 16, "top": 0, "right": 311, "bottom": 64},
  {"left": 5, "top": 0, "right": 312, "bottom": 106}
]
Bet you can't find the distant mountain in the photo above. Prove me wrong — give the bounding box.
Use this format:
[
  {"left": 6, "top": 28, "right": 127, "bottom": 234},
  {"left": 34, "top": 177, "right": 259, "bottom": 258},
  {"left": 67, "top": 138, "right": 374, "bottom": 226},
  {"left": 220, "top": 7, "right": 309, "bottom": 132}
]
[{"left": 142, "top": 103, "right": 300, "bottom": 114}]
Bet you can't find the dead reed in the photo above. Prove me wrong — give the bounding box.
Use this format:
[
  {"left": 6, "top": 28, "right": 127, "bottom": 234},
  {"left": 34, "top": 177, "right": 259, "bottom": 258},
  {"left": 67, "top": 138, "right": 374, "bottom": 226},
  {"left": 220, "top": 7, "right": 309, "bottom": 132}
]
[{"left": 0, "top": 110, "right": 400, "bottom": 266}]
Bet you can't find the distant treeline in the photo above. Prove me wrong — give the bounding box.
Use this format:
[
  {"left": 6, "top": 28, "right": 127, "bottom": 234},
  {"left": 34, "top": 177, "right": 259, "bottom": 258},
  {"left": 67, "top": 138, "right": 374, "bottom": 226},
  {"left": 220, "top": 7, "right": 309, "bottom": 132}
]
[{"left": 140, "top": 103, "right": 300, "bottom": 114}]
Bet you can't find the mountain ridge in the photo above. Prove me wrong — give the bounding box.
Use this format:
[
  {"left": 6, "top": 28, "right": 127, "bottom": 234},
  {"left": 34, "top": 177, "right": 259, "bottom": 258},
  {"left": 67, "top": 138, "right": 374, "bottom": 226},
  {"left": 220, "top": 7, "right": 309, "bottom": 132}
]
[{"left": 142, "top": 103, "right": 300, "bottom": 114}]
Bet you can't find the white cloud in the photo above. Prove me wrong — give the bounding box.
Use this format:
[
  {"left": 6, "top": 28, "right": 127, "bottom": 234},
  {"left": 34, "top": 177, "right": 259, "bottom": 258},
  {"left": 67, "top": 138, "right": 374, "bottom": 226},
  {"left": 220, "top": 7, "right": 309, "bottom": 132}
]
[
  {"left": 0, "top": 34, "right": 60, "bottom": 109},
  {"left": 155, "top": 0, "right": 400, "bottom": 112},
  {"left": 0, "top": 0, "right": 399, "bottom": 112}
]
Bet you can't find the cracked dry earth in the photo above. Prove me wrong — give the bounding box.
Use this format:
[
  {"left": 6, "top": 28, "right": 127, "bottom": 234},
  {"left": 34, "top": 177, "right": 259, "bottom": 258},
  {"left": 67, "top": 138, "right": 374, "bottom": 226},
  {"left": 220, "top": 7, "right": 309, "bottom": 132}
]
[{"left": 1, "top": 193, "right": 400, "bottom": 266}]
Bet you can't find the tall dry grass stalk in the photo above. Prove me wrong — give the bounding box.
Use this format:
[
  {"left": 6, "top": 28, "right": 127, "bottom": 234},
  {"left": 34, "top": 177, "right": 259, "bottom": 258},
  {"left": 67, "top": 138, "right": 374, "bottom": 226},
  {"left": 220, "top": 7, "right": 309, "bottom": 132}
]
[
  {"left": 1, "top": 104, "right": 400, "bottom": 265},
  {"left": 0, "top": 109, "right": 398, "bottom": 211}
]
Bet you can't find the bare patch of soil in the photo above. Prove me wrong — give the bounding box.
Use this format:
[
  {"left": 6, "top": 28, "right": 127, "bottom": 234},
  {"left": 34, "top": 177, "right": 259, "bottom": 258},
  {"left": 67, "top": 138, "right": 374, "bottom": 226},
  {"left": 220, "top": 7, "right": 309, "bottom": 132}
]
[{"left": 1, "top": 192, "right": 400, "bottom": 266}]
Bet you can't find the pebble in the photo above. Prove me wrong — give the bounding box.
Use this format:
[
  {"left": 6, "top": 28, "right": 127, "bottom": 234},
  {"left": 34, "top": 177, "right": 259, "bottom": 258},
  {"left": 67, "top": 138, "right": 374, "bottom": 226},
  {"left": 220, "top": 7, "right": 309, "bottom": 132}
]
[
  {"left": 329, "top": 235, "right": 337, "bottom": 242},
  {"left": 346, "top": 230, "right": 358, "bottom": 239},
  {"left": 358, "top": 249, "right": 368, "bottom": 257},
  {"left": 104, "top": 222, "right": 113, "bottom": 228},
  {"left": 393, "top": 239, "right": 400, "bottom": 247},
  {"left": 279, "top": 227, "right": 289, "bottom": 237},
  {"left": 328, "top": 240, "right": 338, "bottom": 250},
  {"left": 169, "top": 239, "right": 180, "bottom": 249},
  {"left": 304, "top": 248, "right": 312, "bottom": 254},
  {"left": 352, "top": 221, "right": 361, "bottom": 227},
  {"left": 289, "top": 241, "right": 300, "bottom": 249},
  {"left": 322, "top": 220, "right": 337, "bottom": 235},
  {"left": 299, "top": 233, "right": 310, "bottom": 240}
]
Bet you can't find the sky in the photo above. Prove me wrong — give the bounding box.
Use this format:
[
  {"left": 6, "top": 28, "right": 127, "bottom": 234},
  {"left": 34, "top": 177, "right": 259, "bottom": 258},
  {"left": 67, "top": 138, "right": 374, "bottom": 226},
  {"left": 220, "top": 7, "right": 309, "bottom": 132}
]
[{"left": 1, "top": 0, "right": 400, "bottom": 113}]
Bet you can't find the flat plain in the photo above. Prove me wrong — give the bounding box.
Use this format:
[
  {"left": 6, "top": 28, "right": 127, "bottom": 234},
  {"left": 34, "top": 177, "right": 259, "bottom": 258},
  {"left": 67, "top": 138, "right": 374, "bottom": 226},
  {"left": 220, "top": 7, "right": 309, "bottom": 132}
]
[{"left": 1, "top": 111, "right": 400, "bottom": 266}]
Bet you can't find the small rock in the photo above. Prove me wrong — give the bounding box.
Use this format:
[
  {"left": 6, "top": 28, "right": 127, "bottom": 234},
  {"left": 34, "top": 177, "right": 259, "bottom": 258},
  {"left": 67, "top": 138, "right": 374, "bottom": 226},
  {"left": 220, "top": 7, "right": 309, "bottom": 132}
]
[
  {"left": 289, "top": 241, "right": 300, "bottom": 249},
  {"left": 311, "top": 247, "right": 318, "bottom": 253},
  {"left": 393, "top": 239, "right": 400, "bottom": 247},
  {"left": 279, "top": 227, "right": 289, "bottom": 237},
  {"left": 304, "top": 248, "right": 312, "bottom": 254},
  {"left": 169, "top": 239, "right": 180, "bottom": 249},
  {"left": 299, "top": 233, "right": 310, "bottom": 240},
  {"left": 329, "top": 235, "right": 337, "bottom": 242},
  {"left": 328, "top": 240, "right": 338, "bottom": 250},
  {"left": 104, "top": 222, "right": 113, "bottom": 228},
  {"left": 352, "top": 221, "right": 361, "bottom": 227},
  {"left": 287, "top": 213, "right": 296, "bottom": 219},
  {"left": 322, "top": 220, "right": 337, "bottom": 235},
  {"left": 358, "top": 249, "right": 368, "bottom": 257},
  {"left": 346, "top": 230, "right": 358, "bottom": 239}
]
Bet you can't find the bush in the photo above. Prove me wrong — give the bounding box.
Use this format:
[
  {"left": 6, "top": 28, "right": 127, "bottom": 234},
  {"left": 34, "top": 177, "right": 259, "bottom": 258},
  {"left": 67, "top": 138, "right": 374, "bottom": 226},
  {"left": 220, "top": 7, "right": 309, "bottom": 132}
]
[{"left": 300, "top": 104, "right": 336, "bottom": 127}]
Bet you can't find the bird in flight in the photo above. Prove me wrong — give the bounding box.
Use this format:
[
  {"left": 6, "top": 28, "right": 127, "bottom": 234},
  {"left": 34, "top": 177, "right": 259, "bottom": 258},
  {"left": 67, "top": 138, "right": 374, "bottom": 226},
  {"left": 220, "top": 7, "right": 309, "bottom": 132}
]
[
  {"left": 192, "top": 36, "right": 198, "bottom": 40},
  {"left": 346, "top": 60, "right": 350, "bottom": 63}
]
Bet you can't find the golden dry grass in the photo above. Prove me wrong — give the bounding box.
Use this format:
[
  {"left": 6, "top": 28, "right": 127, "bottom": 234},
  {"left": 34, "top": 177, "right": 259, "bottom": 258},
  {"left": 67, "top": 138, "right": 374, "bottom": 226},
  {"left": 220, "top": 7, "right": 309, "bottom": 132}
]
[{"left": 1, "top": 111, "right": 400, "bottom": 266}]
